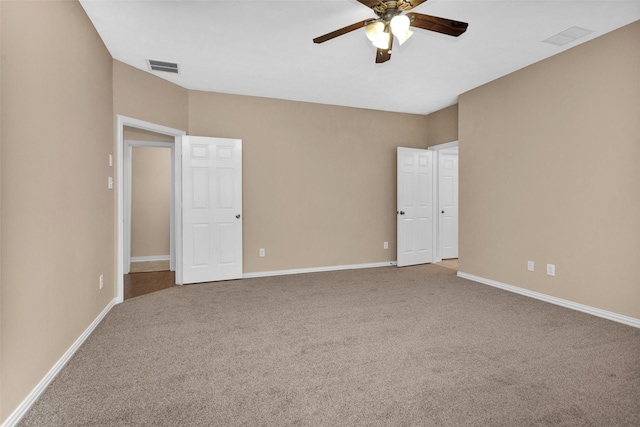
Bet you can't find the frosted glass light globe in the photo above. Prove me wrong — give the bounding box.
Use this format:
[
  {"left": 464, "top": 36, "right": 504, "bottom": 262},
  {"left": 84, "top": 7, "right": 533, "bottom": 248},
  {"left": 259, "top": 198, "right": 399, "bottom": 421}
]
[
  {"left": 372, "top": 32, "right": 390, "bottom": 50},
  {"left": 365, "top": 21, "right": 385, "bottom": 42},
  {"left": 390, "top": 15, "right": 410, "bottom": 36}
]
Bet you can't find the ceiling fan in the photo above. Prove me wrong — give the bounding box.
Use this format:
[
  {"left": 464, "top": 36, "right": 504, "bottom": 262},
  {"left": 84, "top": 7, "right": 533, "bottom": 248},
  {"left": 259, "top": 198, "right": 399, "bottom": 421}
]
[{"left": 313, "top": 0, "right": 468, "bottom": 63}]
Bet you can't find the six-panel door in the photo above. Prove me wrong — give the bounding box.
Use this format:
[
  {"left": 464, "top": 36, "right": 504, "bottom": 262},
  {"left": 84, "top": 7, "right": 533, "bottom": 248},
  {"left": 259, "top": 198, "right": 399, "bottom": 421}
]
[
  {"left": 397, "top": 147, "right": 434, "bottom": 267},
  {"left": 182, "top": 136, "right": 242, "bottom": 284},
  {"left": 439, "top": 152, "right": 459, "bottom": 259}
]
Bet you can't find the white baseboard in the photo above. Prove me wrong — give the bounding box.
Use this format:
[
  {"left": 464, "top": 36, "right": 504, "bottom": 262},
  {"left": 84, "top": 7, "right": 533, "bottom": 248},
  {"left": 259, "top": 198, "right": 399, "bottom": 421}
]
[
  {"left": 457, "top": 271, "right": 640, "bottom": 329},
  {"left": 243, "top": 261, "right": 397, "bottom": 279},
  {"left": 130, "top": 255, "right": 170, "bottom": 263},
  {"left": 2, "top": 298, "right": 118, "bottom": 427}
]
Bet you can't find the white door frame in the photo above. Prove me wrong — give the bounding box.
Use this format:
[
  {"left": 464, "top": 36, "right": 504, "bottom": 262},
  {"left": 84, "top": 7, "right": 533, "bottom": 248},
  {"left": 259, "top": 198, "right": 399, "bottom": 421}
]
[
  {"left": 429, "top": 140, "right": 459, "bottom": 262},
  {"left": 123, "top": 140, "right": 175, "bottom": 274},
  {"left": 116, "top": 115, "right": 186, "bottom": 303}
]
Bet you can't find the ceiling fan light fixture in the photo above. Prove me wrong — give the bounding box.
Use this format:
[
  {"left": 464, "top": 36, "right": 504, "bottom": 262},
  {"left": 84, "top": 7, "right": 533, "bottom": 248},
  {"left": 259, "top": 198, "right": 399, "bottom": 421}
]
[
  {"left": 396, "top": 29, "right": 414, "bottom": 45},
  {"left": 372, "top": 31, "right": 391, "bottom": 50},
  {"left": 365, "top": 21, "right": 385, "bottom": 42},
  {"left": 313, "top": 1, "right": 469, "bottom": 64},
  {"left": 390, "top": 14, "right": 410, "bottom": 37}
]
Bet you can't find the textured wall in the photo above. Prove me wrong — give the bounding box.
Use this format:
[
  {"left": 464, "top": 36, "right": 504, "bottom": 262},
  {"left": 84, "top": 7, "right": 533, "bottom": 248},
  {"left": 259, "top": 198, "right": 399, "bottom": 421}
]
[
  {"left": 123, "top": 127, "right": 174, "bottom": 263},
  {"left": 130, "top": 146, "right": 171, "bottom": 259},
  {"left": 458, "top": 22, "right": 640, "bottom": 319},
  {"left": 113, "top": 60, "right": 188, "bottom": 132},
  {"left": 426, "top": 104, "right": 458, "bottom": 147},
  {"left": 0, "top": 1, "right": 114, "bottom": 421},
  {"left": 189, "top": 91, "right": 429, "bottom": 273}
]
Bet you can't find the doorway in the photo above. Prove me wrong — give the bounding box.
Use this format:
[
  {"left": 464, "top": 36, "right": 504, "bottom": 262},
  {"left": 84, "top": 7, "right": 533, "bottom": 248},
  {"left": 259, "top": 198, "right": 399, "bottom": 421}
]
[
  {"left": 116, "top": 116, "right": 244, "bottom": 301},
  {"left": 123, "top": 138, "right": 175, "bottom": 299},
  {"left": 116, "top": 116, "right": 186, "bottom": 303},
  {"left": 429, "top": 141, "right": 459, "bottom": 268},
  {"left": 124, "top": 138, "right": 174, "bottom": 273}
]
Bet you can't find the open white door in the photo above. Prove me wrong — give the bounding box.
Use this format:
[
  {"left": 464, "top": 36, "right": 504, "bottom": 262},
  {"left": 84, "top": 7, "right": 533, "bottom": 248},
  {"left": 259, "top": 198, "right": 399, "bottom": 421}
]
[
  {"left": 439, "top": 151, "right": 459, "bottom": 259},
  {"left": 181, "top": 136, "right": 242, "bottom": 284},
  {"left": 397, "top": 147, "right": 435, "bottom": 267}
]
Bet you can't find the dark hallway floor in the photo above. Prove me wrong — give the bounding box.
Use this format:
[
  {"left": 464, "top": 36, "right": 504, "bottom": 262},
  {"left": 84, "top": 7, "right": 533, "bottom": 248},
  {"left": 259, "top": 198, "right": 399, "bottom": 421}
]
[{"left": 124, "top": 270, "right": 175, "bottom": 300}]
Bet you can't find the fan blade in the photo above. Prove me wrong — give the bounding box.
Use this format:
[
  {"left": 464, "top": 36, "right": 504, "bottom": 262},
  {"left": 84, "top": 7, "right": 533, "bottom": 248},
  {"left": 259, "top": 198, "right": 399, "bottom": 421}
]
[
  {"left": 406, "top": 12, "right": 468, "bottom": 37},
  {"left": 313, "top": 19, "right": 371, "bottom": 44},
  {"left": 397, "top": 0, "right": 429, "bottom": 11},
  {"left": 375, "top": 48, "right": 391, "bottom": 63},
  {"left": 375, "top": 33, "right": 393, "bottom": 63}
]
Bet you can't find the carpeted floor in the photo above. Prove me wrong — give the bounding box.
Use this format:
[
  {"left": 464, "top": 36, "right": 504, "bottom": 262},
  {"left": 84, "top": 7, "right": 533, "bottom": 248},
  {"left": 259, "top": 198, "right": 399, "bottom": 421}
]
[{"left": 19, "top": 264, "right": 640, "bottom": 426}]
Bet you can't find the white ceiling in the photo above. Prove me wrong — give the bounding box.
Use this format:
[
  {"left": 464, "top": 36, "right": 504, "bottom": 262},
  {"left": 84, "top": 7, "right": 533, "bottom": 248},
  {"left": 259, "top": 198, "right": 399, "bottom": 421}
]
[{"left": 80, "top": 0, "right": 640, "bottom": 115}]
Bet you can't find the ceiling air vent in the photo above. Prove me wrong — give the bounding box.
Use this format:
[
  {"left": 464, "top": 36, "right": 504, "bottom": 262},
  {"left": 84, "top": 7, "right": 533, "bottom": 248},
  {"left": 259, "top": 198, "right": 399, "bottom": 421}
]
[
  {"left": 147, "top": 59, "right": 180, "bottom": 74},
  {"left": 542, "top": 27, "right": 593, "bottom": 46}
]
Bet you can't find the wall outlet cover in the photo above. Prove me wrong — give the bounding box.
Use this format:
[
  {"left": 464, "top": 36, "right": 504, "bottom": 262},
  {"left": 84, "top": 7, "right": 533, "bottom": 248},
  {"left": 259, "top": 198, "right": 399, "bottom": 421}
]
[{"left": 546, "top": 264, "right": 556, "bottom": 276}]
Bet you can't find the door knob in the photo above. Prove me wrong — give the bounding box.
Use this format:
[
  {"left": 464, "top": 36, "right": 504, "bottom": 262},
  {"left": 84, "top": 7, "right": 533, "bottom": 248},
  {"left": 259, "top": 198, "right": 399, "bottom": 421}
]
[
  {"left": 441, "top": 210, "right": 445, "bottom": 214},
  {"left": 397, "top": 211, "right": 405, "bottom": 215},
  {"left": 236, "top": 214, "right": 241, "bottom": 219}
]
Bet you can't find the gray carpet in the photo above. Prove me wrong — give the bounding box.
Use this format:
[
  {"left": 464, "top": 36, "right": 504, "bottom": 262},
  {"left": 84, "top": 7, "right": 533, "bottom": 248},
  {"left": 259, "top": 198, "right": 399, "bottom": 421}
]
[{"left": 20, "top": 265, "right": 640, "bottom": 426}]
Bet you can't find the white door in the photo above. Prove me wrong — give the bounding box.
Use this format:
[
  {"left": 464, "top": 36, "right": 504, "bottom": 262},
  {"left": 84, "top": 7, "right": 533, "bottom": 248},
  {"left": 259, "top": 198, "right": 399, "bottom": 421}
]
[
  {"left": 181, "top": 136, "right": 242, "bottom": 284},
  {"left": 397, "top": 147, "right": 435, "bottom": 267},
  {"left": 439, "top": 151, "right": 459, "bottom": 259}
]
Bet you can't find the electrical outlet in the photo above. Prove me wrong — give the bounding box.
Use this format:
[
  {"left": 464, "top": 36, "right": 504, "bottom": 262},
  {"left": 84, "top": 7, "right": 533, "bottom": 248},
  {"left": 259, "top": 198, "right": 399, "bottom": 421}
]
[
  {"left": 259, "top": 248, "right": 265, "bottom": 257},
  {"left": 546, "top": 264, "right": 555, "bottom": 277},
  {"left": 99, "top": 274, "right": 104, "bottom": 290},
  {"left": 108, "top": 177, "right": 113, "bottom": 190},
  {"left": 109, "top": 154, "right": 113, "bottom": 167},
  {"left": 527, "top": 261, "right": 534, "bottom": 271},
  {"left": 384, "top": 241, "right": 389, "bottom": 249}
]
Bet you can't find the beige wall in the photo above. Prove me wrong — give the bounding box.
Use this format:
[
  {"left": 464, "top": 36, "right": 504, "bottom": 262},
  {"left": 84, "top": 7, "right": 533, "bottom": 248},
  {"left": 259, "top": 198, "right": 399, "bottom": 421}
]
[
  {"left": 189, "top": 91, "right": 429, "bottom": 273},
  {"left": 113, "top": 60, "right": 188, "bottom": 132},
  {"left": 130, "top": 146, "right": 171, "bottom": 258},
  {"left": 113, "top": 63, "right": 187, "bottom": 266},
  {"left": 458, "top": 21, "right": 640, "bottom": 319},
  {"left": 426, "top": 104, "right": 458, "bottom": 147},
  {"left": 124, "top": 126, "right": 175, "bottom": 143},
  {"left": 0, "top": 0, "right": 114, "bottom": 422},
  {"left": 123, "top": 127, "right": 173, "bottom": 261},
  {"left": 115, "top": 64, "right": 431, "bottom": 274}
]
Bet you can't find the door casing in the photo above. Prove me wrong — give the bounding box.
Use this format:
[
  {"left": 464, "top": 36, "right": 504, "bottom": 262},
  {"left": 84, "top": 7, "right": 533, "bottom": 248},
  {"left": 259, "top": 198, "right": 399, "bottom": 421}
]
[{"left": 116, "top": 115, "right": 186, "bottom": 302}]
